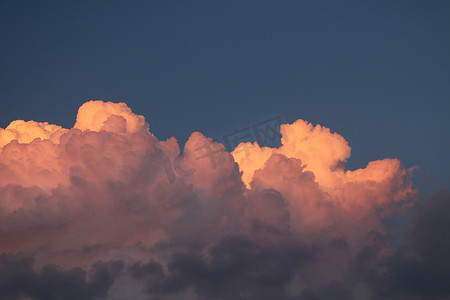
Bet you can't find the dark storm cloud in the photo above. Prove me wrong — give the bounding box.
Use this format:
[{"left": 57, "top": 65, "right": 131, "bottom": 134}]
[
  {"left": 0, "top": 254, "right": 123, "bottom": 300},
  {"left": 131, "top": 236, "right": 316, "bottom": 300},
  {"left": 348, "top": 189, "right": 450, "bottom": 300},
  {"left": 0, "top": 190, "right": 448, "bottom": 300},
  {"left": 127, "top": 190, "right": 450, "bottom": 300}
]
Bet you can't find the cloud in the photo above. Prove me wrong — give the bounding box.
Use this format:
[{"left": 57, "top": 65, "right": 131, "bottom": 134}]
[
  {"left": 0, "top": 253, "right": 123, "bottom": 300},
  {"left": 74, "top": 100, "right": 149, "bottom": 134},
  {"left": 347, "top": 189, "right": 450, "bottom": 300},
  {"left": 130, "top": 236, "right": 315, "bottom": 300},
  {"left": 0, "top": 120, "right": 66, "bottom": 149},
  {"left": 0, "top": 100, "right": 444, "bottom": 299}
]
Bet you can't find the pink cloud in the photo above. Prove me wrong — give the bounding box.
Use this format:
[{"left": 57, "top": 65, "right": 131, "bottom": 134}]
[{"left": 0, "top": 100, "right": 422, "bottom": 298}]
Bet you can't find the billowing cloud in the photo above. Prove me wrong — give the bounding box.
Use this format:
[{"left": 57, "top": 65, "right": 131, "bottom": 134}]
[
  {"left": 0, "top": 120, "right": 66, "bottom": 149},
  {"left": 0, "top": 100, "right": 446, "bottom": 299}
]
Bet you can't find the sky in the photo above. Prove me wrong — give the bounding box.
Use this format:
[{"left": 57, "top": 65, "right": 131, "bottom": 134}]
[
  {"left": 0, "top": 0, "right": 449, "bottom": 194},
  {"left": 0, "top": 1, "right": 449, "bottom": 300}
]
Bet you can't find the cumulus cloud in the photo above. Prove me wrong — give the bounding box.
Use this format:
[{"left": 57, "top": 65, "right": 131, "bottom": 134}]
[
  {"left": 0, "top": 120, "right": 66, "bottom": 149},
  {"left": 0, "top": 253, "right": 123, "bottom": 300},
  {"left": 0, "top": 100, "right": 446, "bottom": 299}
]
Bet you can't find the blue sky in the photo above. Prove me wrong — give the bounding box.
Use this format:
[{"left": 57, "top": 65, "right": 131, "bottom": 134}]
[{"left": 0, "top": 0, "right": 448, "bottom": 195}]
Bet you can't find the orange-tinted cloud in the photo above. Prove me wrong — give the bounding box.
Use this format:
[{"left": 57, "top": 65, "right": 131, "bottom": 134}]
[
  {"left": 0, "top": 120, "right": 66, "bottom": 149},
  {"left": 233, "top": 118, "right": 415, "bottom": 215},
  {"left": 0, "top": 101, "right": 422, "bottom": 299}
]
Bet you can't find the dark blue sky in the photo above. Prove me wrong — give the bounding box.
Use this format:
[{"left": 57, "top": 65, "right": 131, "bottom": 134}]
[{"left": 1, "top": 0, "right": 448, "bottom": 195}]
